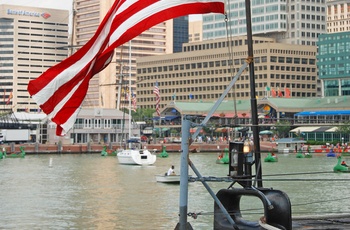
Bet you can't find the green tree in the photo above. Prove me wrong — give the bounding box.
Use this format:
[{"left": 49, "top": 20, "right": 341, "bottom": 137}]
[
  {"left": 129, "top": 108, "right": 156, "bottom": 122},
  {"left": 335, "top": 121, "right": 350, "bottom": 141},
  {"left": 275, "top": 120, "right": 291, "bottom": 138}
]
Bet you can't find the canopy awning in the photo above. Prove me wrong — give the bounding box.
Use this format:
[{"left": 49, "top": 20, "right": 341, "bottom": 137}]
[
  {"left": 143, "top": 129, "right": 153, "bottom": 134},
  {"left": 190, "top": 127, "right": 204, "bottom": 134},
  {"left": 259, "top": 130, "right": 273, "bottom": 135},
  {"left": 164, "top": 115, "right": 180, "bottom": 121},
  {"left": 152, "top": 115, "right": 180, "bottom": 121},
  {"left": 290, "top": 126, "right": 336, "bottom": 133},
  {"left": 294, "top": 110, "right": 350, "bottom": 116},
  {"left": 205, "top": 112, "right": 251, "bottom": 118},
  {"left": 215, "top": 127, "right": 233, "bottom": 133}
]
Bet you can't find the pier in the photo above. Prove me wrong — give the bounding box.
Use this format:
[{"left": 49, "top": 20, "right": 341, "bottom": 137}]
[{"left": 1, "top": 141, "right": 333, "bottom": 155}]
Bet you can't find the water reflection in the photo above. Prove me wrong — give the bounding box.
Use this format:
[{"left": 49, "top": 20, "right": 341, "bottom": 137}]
[{"left": 0, "top": 153, "right": 350, "bottom": 229}]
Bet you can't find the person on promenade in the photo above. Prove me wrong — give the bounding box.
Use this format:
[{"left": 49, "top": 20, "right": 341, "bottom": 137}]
[{"left": 167, "top": 165, "right": 176, "bottom": 176}]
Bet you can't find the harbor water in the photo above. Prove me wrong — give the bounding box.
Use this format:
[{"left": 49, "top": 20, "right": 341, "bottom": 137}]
[{"left": 1, "top": 152, "right": 350, "bottom": 229}]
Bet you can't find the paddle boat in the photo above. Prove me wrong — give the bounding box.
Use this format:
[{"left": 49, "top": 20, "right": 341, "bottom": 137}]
[
  {"left": 327, "top": 148, "right": 336, "bottom": 157},
  {"left": 296, "top": 149, "right": 305, "bottom": 158},
  {"left": 158, "top": 145, "right": 168, "bottom": 158},
  {"left": 101, "top": 146, "right": 116, "bottom": 156},
  {"left": 304, "top": 145, "right": 313, "bottom": 158},
  {"left": 216, "top": 148, "right": 229, "bottom": 164},
  {"left": 304, "top": 146, "right": 313, "bottom": 158},
  {"left": 5, "top": 146, "right": 26, "bottom": 158},
  {"left": 333, "top": 156, "right": 350, "bottom": 173},
  {"left": 264, "top": 152, "right": 278, "bottom": 162},
  {"left": 101, "top": 146, "right": 108, "bottom": 156}
]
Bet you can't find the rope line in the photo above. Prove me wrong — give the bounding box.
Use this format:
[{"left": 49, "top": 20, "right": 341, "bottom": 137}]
[
  {"left": 189, "top": 209, "right": 350, "bottom": 216},
  {"left": 224, "top": 2, "right": 239, "bottom": 125},
  {"left": 292, "top": 195, "right": 350, "bottom": 207},
  {"left": 262, "top": 171, "right": 335, "bottom": 177},
  {"left": 189, "top": 176, "right": 350, "bottom": 182},
  {"left": 187, "top": 193, "right": 350, "bottom": 214}
]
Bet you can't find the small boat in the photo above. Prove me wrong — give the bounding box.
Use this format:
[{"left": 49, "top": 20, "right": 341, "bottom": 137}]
[
  {"left": 216, "top": 148, "right": 229, "bottom": 164},
  {"left": 101, "top": 146, "right": 116, "bottom": 156},
  {"left": 117, "top": 137, "right": 156, "bottom": 165},
  {"left": 264, "top": 152, "right": 278, "bottom": 162},
  {"left": 296, "top": 150, "right": 305, "bottom": 158},
  {"left": 155, "top": 174, "right": 181, "bottom": 183},
  {"left": 158, "top": 145, "right": 168, "bottom": 158},
  {"left": 4, "top": 146, "right": 26, "bottom": 158},
  {"left": 304, "top": 145, "right": 313, "bottom": 158},
  {"left": 327, "top": 149, "right": 336, "bottom": 157},
  {"left": 333, "top": 156, "right": 350, "bottom": 173}
]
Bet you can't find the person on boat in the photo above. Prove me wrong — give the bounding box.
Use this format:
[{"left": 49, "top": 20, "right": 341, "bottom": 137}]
[
  {"left": 218, "top": 152, "right": 223, "bottom": 159},
  {"left": 341, "top": 160, "right": 348, "bottom": 167},
  {"left": 167, "top": 165, "right": 176, "bottom": 176}
]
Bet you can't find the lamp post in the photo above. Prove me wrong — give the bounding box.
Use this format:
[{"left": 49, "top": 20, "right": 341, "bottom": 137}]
[
  {"left": 243, "top": 139, "right": 250, "bottom": 153},
  {"left": 210, "top": 126, "right": 215, "bottom": 140},
  {"left": 243, "top": 138, "right": 254, "bottom": 187}
]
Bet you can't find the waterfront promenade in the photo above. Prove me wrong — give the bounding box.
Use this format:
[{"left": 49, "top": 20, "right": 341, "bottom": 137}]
[
  {"left": 0, "top": 140, "right": 314, "bottom": 155},
  {"left": 1, "top": 142, "right": 232, "bottom": 154}
]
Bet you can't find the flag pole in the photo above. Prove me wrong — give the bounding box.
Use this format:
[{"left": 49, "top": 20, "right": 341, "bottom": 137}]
[
  {"left": 128, "top": 40, "right": 132, "bottom": 140},
  {"left": 2, "top": 88, "right": 5, "bottom": 110}
]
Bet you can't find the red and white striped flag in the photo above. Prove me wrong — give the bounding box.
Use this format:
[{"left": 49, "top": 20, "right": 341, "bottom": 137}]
[
  {"left": 131, "top": 90, "right": 137, "bottom": 112},
  {"left": 6, "top": 91, "right": 12, "bottom": 105},
  {"left": 27, "top": 0, "right": 225, "bottom": 136},
  {"left": 153, "top": 81, "right": 160, "bottom": 116}
]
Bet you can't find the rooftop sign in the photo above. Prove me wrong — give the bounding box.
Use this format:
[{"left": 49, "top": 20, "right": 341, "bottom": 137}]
[{"left": 7, "top": 9, "right": 51, "bottom": 19}]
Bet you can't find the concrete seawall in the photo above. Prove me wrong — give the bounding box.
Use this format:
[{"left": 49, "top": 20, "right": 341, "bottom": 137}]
[
  {"left": 1, "top": 142, "right": 231, "bottom": 154},
  {"left": 1, "top": 141, "right": 329, "bottom": 155}
]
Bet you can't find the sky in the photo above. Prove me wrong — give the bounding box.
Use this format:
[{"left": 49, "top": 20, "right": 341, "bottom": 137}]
[
  {"left": 0, "top": 0, "right": 73, "bottom": 11},
  {"left": 0, "top": 0, "right": 202, "bottom": 21}
]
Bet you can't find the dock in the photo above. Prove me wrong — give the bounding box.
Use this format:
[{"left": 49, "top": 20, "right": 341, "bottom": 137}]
[{"left": 0, "top": 141, "right": 330, "bottom": 155}]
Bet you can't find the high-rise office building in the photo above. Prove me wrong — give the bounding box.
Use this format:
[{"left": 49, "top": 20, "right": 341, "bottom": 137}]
[
  {"left": 317, "top": 31, "right": 350, "bottom": 97},
  {"left": 326, "top": 0, "right": 350, "bottom": 33},
  {"left": 172, "top": 17, "right": 189, "bottom": 53},
  {"left": 203, "top": 0, "right": 327, "bottom": 46},
  {"left": 136, "top": 36, "right": 318, "bottom": 110},
  {"left": 315, "top": 1, "right": 350, "bottom": 97},
  {"left": 0, "top": 4, "right": 69, "bottom": 112},
  {"left": 189, "top": 20, "right": 203, "bottom": 43}
]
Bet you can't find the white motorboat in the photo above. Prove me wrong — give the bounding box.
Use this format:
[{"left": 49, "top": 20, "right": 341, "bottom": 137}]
[
  {"left": 155, "top": 174, "right": 181, "bottom": 183},
  {"left": 117, "top": 148, "right": 157, "bottom": 165},
  {"left": 117, "top": 137, "right": 157, "bottom": 165}
]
